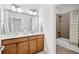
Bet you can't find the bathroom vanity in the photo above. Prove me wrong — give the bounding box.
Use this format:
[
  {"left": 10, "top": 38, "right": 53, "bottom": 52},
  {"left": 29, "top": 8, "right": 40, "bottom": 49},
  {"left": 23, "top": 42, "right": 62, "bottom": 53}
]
[
  {"left": 0, "top": 8, "right": 44, "bottom": 54},
  {"left": 1, "top": 34, "right": 44, "bottom": 54}
]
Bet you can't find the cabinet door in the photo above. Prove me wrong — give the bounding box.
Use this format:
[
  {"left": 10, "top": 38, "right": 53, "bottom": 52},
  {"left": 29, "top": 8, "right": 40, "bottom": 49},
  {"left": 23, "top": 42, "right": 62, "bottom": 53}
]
[
  {"left": 2, "top": 44, "right": 17, "bottom": 54},
  {"left": 29, "top": 39, "right": 37, "bottom": 54},
  {"left": 37, "top": 37, "right": 44, "bottom": 52},
  {"left": 18, "top": 41, "right": 28, "bottom": 54}
]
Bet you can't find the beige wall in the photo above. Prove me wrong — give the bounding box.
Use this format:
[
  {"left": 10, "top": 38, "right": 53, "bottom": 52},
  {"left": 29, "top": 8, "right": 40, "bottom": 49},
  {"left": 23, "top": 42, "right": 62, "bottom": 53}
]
[
  {"left": 60, "top": 13, "right": 69, "bottom": 39},
  {"left": 56, "top": 13, "right": 70, "bottom": 39}
]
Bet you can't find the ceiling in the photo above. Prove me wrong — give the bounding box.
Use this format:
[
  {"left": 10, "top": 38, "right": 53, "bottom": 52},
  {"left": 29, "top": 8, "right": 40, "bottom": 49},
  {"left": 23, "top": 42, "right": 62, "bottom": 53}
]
[
  {"left": 1, "top": 4, "right": 39, "bottom": 11},
  {"left": 56, "top": 4, "right": 79, "bottom": 14}
]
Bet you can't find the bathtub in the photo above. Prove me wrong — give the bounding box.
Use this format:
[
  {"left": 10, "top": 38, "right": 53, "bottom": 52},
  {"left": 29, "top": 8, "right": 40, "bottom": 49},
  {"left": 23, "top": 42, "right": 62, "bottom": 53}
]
[{"left": 56, "top": 38, "right": 79, "bottom": 53}]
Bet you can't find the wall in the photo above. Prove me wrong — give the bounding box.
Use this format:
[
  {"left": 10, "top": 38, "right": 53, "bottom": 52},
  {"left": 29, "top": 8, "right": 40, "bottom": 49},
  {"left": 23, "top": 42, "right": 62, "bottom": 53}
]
[
  {"left": 56, "top": 13, "right": 70, "bottom": 39},
  {"left": 39, "top": 5, "right": 56, "bottom": 54},
  {"left": 60, "top": 13, "right": 70, "bottom": 39}
]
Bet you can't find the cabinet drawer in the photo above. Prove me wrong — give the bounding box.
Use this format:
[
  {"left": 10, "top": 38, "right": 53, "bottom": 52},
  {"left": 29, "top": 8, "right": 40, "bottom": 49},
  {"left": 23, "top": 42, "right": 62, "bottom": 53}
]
[
  {"left": 17, "top": 37, "right": 28, "bottom": 43},
  {"left": 29, "top": 35, "right": 44, "bottom": 40},
  {"left": 29, "top": 36, "right": 37, "bottom": 40},
  {"left": 37, "top": 35, "right": 44, "bottom": 38},
  {"left": 29, "top": 39, "right": 37, "bottom": 53},
  {"left": 2, "top": 39, "right": 17, "bottom": 45},
  {"left": 2, "top": 37, "right": 28, "bottom": 45},
  {"left": 37, "top": 38, "right": 44, "bottom": 51}
]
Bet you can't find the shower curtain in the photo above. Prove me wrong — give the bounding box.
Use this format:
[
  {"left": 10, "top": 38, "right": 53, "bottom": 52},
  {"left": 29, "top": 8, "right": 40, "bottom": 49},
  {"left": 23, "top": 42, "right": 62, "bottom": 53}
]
[{"left": 70, "top": 9, "right": 79, "bottom": 47}]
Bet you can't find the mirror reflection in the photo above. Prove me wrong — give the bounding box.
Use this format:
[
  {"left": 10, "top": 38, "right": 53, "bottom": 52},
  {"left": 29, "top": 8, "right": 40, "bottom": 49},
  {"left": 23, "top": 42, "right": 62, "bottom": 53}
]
[{"left": 0, "top": 8, "right": 40, "bottom": 36}]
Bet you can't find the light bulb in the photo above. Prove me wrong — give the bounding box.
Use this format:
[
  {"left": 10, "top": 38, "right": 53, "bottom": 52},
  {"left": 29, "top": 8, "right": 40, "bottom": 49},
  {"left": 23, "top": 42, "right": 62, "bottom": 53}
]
[
  {"left": 33, "top": 12, "right": 37, "bottom": 15},
  {"left": 29, "top": 10, "right": 33, "bottom": 15},
  {"left": 12, "top": 5, "right": 16, "bottom": 11},
  {"left": 17, "top": 7, "right": 22, "bottom": 12}
]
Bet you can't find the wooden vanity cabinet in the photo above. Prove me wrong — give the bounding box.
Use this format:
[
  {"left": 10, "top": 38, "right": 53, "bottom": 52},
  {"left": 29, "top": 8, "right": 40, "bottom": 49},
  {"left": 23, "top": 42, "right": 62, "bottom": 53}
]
[{"left": 1, "top": 34, "right": 44, "bottom": 54}]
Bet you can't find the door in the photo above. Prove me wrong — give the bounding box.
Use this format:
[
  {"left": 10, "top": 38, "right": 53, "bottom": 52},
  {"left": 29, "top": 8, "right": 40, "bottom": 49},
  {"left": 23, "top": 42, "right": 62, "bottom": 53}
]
[
  {"left": 18, "top": 41, "right": 28, "bottom": 54},
  {"left": 29, "top": 39, "right": 37, "bottom": 54},
  {"left": 37, "top": 37, "right": 44, "bottom": 52},
  {"left": 2, "top": 44, "right": 17, "bottom": 54}
]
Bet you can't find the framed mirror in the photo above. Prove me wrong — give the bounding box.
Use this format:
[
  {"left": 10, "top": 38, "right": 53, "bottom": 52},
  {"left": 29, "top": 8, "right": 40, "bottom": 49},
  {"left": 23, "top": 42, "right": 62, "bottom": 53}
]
[{"left": 0, "top": 8, "right": 40, "bottom": 36}]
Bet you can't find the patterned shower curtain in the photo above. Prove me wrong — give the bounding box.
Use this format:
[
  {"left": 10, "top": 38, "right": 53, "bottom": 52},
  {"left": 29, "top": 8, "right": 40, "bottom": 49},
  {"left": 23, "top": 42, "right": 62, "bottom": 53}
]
[{"left": 69, "top": 9, "right": 79, "bottom": 47}]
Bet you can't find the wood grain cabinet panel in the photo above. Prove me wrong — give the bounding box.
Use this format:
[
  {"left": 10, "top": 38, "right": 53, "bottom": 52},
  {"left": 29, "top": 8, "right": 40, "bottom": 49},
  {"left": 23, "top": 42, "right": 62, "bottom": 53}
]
[
  {"left": 2, "top": 39, "right": 17, "bottom": 45},
  {"left": 2, "top": 44, "right": 17, "bottom": 54},
  {"left": 17, "top": 37, "right": 28, "bottom": 42},
  {"left": 18, "top": 41, "right": 28, "bottom": 54},
  {"left": 29, "top": 39, "right": 37, "bottom": 54},
  {"left": 37, "top": 38, "right": 44, "bottom": 52}
]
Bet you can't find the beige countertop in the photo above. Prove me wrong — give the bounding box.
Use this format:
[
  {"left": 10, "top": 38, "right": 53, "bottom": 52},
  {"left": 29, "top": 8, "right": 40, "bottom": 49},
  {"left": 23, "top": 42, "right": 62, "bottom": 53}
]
[{"left": 0, "top": 33, "right": 44, "bottom": 40}]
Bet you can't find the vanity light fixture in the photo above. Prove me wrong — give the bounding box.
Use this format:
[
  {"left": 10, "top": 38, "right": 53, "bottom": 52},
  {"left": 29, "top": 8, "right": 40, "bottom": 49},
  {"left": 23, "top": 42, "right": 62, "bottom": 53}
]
[{"left": 11, "top": 4, "right": 38, "bottom": 15}]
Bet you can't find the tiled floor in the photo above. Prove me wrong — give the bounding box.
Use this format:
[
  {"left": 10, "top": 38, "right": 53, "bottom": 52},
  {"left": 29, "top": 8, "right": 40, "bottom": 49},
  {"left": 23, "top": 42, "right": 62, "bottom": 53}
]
[
  {"left": 56, "top": 45, "right": 78, "bottom": 54},
  {"left": 37, "top": 45, "right": 78, "bottom": 54},
  {"left": 36, "top": 51, "right": 46, "bottom": 54}
]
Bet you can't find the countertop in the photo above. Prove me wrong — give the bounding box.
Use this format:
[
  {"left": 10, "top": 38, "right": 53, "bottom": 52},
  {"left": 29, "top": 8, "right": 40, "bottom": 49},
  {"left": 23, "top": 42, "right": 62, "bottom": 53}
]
[{"left": 0, "top": 33, "right": 44, "bottom": 40}]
